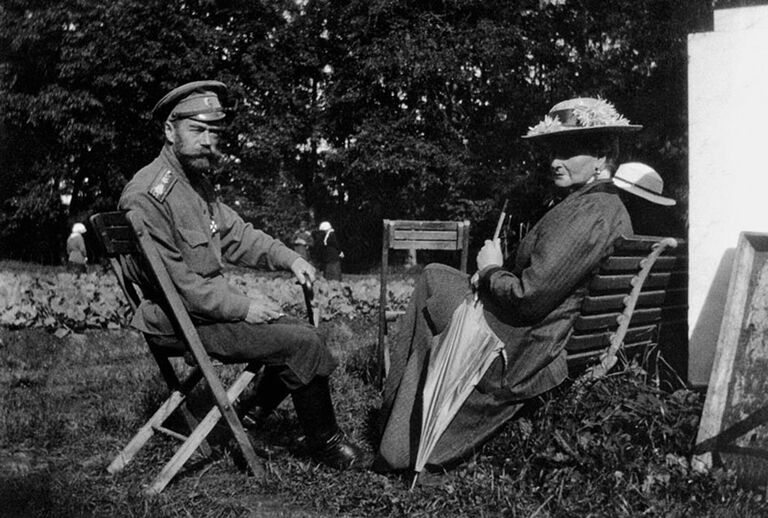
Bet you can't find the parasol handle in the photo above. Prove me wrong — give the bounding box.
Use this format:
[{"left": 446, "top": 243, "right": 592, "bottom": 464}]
[
  {"left": 492, "top": 199, "right": 508, "bottom": 241},
  {"left": 473, "top": 200, "right": 509, "bottom": 303}
]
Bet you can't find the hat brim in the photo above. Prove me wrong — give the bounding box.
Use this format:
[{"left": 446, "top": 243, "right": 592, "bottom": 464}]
[
  {"left": 613, "top": 177, "right": 676, "bottom": 206},
  {"left": 522, "top": 124, "right": 643, "bottom": 140}
]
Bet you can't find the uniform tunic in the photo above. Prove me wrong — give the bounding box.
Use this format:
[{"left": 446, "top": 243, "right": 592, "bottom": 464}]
[
  {"left": 119, "top": 145, "right": 336, "bottom": 389},
  {"left": 376, "top": 180, "right": 633, "bottom": 471}
]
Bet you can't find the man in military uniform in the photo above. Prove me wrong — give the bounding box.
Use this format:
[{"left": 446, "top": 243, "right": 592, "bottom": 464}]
[{"left": 118, "top": 80, "right": 362, "bottom": 470}]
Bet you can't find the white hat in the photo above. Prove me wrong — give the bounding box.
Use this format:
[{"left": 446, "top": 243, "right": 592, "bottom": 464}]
[
  {"left": 613, "top": 162, "right": 676, "bottom": 206},
  {"left": 72, "top": 222, "right": 87, "bottom": 234},
  {"left": 319, "top": 221, "right": 332, "bottom": 231}
]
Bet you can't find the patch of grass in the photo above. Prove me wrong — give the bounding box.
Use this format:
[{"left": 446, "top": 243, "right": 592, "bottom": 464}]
[{"left": 2, "top": 321, "right": 768, "bottom": 517}]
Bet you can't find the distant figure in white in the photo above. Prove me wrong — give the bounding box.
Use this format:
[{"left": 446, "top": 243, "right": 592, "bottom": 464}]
[{"left": 66, "top": 223, "right": 88, "bottom": 274}]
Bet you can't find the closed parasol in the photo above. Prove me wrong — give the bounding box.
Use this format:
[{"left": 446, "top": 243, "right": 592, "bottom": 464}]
[
  {"left": 411, "top": 202, "right": 508, "bottom": 488},
  {"left": 411, "top": 297, "right": 505, "bottom": 487}
]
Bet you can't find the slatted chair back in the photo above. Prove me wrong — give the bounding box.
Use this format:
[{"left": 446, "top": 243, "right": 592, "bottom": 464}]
[
  {"left": 377, "top": 219, "right": 470, "bottom": 384},
  {"left": 565, "top": 235, "right": 688, "bottom": 378},
  {"left": 90, "top": 210, "right": 264, "bottom": 494}
]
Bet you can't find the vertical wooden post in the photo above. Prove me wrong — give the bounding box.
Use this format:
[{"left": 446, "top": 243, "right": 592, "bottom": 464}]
[
  {"left": 460, "top": 220, "right": 470, "bottom": 273},
  {"left": 377, "top": 220, "right": 391, "bottom": 387}
]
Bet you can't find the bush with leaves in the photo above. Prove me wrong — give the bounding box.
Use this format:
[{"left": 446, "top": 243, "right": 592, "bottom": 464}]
[{"left": 0, "top": 269, "right": 415, "bottom": 332}]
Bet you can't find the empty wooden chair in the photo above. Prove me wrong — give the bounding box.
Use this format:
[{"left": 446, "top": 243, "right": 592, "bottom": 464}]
[{"left": 377, "top": 219, "right": 470, "bottom": 384}]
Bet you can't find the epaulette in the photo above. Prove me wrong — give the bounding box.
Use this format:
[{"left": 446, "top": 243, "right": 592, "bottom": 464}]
[{"left": 148, "top": 169, "right": 178, "bottom": 202}]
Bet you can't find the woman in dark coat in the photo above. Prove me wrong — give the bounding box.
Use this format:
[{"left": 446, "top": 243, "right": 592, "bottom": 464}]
[
  {"left": 317, "top": 221, "right": 344, "bottom": 281},
  {"left": 376, "top": 97, "right": 638, "bottom": 472}
]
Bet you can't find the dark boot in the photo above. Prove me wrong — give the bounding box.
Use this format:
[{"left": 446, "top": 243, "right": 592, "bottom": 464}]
[
  {"left": 237, "top": 367, "right": 290, "bottom": 430},
  {"left": 291, "top": 376, "right": 363, "bottom": 470}
]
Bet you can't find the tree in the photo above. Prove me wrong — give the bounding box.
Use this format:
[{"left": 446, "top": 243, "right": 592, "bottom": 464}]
[{"left": 1, "top": 0, "right": 712, "bottom": 267}]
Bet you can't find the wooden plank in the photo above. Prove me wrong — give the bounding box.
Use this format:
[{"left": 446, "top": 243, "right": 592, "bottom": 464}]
[
  {"left": 614, "top": 235, "right": 686, "bottom": 254},
  {"left": 459, "top": 221, "right": 469, "bottom": 272},
  {"left": 105, "top": 238, "right": 138, "bottom": 255},
  {"left": 573, "top": 305, "right": 687, "bottom": 332},
  {"left": 389, "top": 240, "right": 463, "bottom": 251},
  {"left": 589, "top": 271, "right": 687, "bottom": 292},
  {"left": 392, "top": 230, "right": 459, "bottom": 241},
  {"left": 378, "top": 221, "right": 390, "bottom": 386},
  {"left": 99, "top": 211, "right": 130, "bottom": 226},
  {"left": 391, "top": 220, "right": 460, "bottom": 231},
  {"left": 565, "top": 324, "right": 657, "bottom": 352},
  {"left": 574, "top": 307, "right": 659, "bottom": 331},
  {"left": 693, "top": 231, "right": 768, "bottom": 484},
  {"left": 567, "top": 341, "right": 655, "bottom": 374},
  {"left": 600, "top": 255, "right": 682, "bottom": 273},
  {"left": 581, "top": 288, "right": 687, "bottom": 313}
]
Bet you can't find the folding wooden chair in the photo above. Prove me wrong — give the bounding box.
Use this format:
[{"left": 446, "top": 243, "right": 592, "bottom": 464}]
[
  {"left": 377, "top": 219, "right": 470, "bottom": 385},
  {"left": 91, "top": 210, "right": 313, "bottom": 494}
]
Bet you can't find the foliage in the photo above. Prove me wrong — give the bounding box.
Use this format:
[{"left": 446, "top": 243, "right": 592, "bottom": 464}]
[
  {"left": 1, "top": 1, "right": 711, "bottom": 267},
  {"left": 3, "top": 323, "right": 768, "bottom": 517},
  {"left": 0, "top": 267, "right": 415, "bottom": 332}
]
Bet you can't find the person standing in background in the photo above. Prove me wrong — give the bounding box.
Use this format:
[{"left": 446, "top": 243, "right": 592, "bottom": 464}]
[
  {"left": 612, "top": 162, "right": 681, "bottom": 235},
  {"left": 292, "top": 218, "right": 314, "bottom": 263},
  {"left": 317, "top": 221, "right": 343, "bottom": 281},
  {"left": 66, "top": 223, "right": 88, "bottom": 274}
]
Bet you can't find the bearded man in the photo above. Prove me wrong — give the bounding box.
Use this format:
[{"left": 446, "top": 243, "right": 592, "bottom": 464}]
[{"left": 118, "top": 80, "right": 362, "bottom": 470}]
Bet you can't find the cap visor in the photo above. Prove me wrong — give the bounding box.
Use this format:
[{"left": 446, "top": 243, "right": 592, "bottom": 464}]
[{"left": 190, "top": 111, "right": 227, "bottom": 122}]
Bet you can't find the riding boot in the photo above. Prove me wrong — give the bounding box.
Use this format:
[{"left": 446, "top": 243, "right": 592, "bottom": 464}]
[
  {"left": 237, "top": 367, "right": 290, "bottom": 430},
  {"left": 291, "top": 376, "right": 363, "bottom": 470}
]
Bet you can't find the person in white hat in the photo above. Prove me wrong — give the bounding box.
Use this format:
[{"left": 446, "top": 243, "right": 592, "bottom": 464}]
[
  {"left": 66, "top": 222, "right": 88, "bottom": 274},
  {"left": 613, "top": 162, "right": 682, "bottom": 235},
  {"left": 317, "top": 221, "right": 344, "bottom": 281},
  {"left": 613, "top": 162, "right": 676, "bottom": 206}
]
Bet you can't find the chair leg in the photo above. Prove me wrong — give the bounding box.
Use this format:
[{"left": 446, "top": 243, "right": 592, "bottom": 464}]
[
  {"left": 146, "top": 368, "right": 262, "bottom": 495},
  {"left": 154, "top": 354, "right": 212, "bottom": 457},
  {"left": 108, "top": 389, "right": 189, "bottom": 474}
]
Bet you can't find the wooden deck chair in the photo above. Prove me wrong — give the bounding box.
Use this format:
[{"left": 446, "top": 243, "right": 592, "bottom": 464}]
[
  {"left": 91, "top": 210, "right": 288, "bottom": 494},
  {"left": 377, "top": 219, "right": 470, "bottom": 385}
]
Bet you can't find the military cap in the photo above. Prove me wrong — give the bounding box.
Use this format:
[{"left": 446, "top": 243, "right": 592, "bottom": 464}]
[{"left": 152, "top": 80, "right": 229, "bottom": 122}]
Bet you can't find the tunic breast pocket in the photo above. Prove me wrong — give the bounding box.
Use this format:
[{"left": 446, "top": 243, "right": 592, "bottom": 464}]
[{"left": 177, "top": 227, "right": 219, "bottom": 276}]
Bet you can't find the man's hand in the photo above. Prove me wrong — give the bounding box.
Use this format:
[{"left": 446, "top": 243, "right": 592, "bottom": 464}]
[
  {"left": 476, "top": 238, "right": 503, "bottom": 271},
  {"left": 245, "top": 298, "right": 285, "bottom": 324},
  {"left": 290, "top": 257, "right": 316, "bottom": 287}
]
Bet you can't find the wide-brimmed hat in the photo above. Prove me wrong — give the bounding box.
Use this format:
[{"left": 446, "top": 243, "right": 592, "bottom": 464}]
[
  {"left": 71, "top": 222, "right": 86, "bottom": 234},
  {"left": 152, "top": 80, "right": 229, "bottom": 123},
  {"left": 523, "top": 97, "right": 642, "bottom": 140},
  {"left": 613, "top": 162, "right": 676, "bottom": 206},
  {"left": 319, "top": 221, "right": 332, "bottom": 232}
]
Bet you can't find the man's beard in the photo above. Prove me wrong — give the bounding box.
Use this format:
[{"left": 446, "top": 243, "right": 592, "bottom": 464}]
[{"left": 178, "top": 152, "right": 219, "bottom": 176}]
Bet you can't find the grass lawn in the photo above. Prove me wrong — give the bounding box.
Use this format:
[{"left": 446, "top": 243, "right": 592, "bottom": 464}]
[{"left": 2, "top": 305, "right": 768, "bottom": 516}]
